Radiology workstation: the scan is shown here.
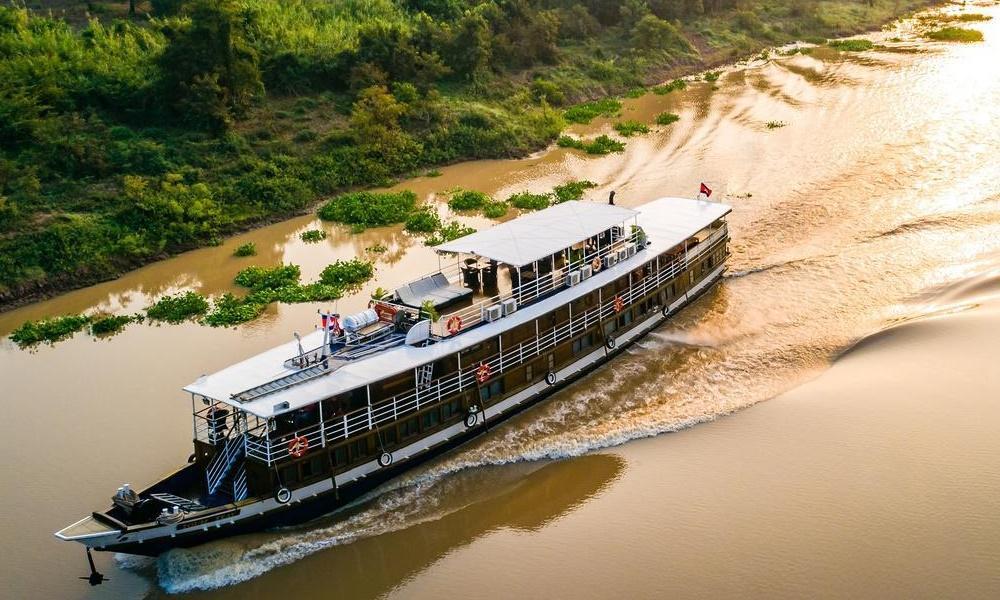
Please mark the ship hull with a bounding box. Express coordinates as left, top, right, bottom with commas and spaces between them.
94, 265, 725, 556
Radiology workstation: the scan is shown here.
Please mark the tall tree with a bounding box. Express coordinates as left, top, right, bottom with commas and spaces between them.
159, 0, 262, 131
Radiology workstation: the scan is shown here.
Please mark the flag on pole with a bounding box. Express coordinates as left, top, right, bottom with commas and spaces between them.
700, 182, 713, 197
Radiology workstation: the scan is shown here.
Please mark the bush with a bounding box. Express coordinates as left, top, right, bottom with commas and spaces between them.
553, 180, 598, 203
448, 190, 490, 211
828, 39, 875, 51
557, 135, 625, 155
508, 191, 552, 211
482, 201, 509, 218
300, 229, 327, 243
530, 79, 566, 106
90, 314, 138, 336
656, 112, 680, 125
426, 221, 476, 246
234, 264, 302, 290
563, 99, 622, 124
632, 15, 694, 55
766, 120, 788, 129
926, 27, 983, 42
317, 190, 417, 229
147, 291, 210, 323
614, 120, 650, 137
319, 259, 375, 288
233, 242, 257, 257
704, 71, 722, 82
405, 207, 442, 233
10, 314, 91, 347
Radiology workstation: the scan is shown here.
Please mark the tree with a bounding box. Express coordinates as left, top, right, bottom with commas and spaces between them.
631, 14, 694, 55
447, 10, 492, 81
158, 0, 263, 131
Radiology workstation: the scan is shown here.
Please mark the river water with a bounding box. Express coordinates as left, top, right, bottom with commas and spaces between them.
2, 5, 999, 598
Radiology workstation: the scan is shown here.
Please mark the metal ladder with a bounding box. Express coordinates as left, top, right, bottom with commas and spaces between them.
416, 363, 434, 388
230, 361, 334, 403
150, 493, 206, 512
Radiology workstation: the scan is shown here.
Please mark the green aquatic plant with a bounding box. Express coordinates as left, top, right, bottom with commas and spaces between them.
926, 27, 984, 42
553, 181, 598, 203
828, 39, 875, 51
319, 259, 375, 289
426, 221, 476, 246
508, 191, 552, 211
704, 71, 722, 82
613, 120, 651, 137
563, 99, 622, 124
233, 242, 257, 257
234, 264, 302, 291
448, 190, 490, 211
482, 201, 510, 218
405, 207, 442, 233
557, 135, 625, 155
10, 314, 92, 347
652, 79, 687, 95
365, 244, 388, 254
203, 293, 267, 327
317, 190, 417, 230
656, 112, 680, 125
90, 314, 140, 336
299, 229, 327, 243
146, 291, 210, 323
766, 120, 788, 129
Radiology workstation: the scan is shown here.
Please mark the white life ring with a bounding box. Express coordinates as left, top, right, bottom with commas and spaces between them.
545, 371, 557, 386
274, 487, 292, 504
464, 410, 479, 428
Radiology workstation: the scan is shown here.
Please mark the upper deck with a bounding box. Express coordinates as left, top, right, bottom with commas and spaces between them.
184, 197, 731, 418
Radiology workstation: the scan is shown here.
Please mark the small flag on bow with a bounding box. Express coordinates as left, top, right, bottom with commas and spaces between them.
699, 182, 713, 197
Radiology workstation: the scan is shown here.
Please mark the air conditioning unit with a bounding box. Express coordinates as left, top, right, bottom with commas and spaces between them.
580, 265, 593, 280
604, 254, 618, 269
617, 249, 629, 263
501, 298, 518, 316
626, 245, 637, 258
566, 271, 581, 287
483, 305, 503, 322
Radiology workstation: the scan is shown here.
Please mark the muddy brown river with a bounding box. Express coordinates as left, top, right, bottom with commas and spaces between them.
2, 5, 999, 598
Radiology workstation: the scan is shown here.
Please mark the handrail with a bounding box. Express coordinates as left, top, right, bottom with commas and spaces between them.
242, 226, 727, 466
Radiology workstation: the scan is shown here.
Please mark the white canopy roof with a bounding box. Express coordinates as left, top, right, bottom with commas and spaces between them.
435, 200, 638, 267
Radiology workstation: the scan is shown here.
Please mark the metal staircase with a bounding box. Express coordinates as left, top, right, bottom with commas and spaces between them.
416, 363, 434, 388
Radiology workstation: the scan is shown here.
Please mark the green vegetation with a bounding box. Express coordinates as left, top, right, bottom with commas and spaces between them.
553, 180, 598, 203
317, 191, 417, 231
558, 135, 627, 155
319, 259, 375, 289
766, 120, 788, 129
234, 264, 301, 290
404, 207, 442, 233
448, 190, 490, 211
926, 27, 984, 42
482, 201, 510, 219
420, 300, 440, 323
563, 99, 623, 124
656, 112, 681, 125
652, 79, 687, 95
828, 39, 875, 51
614, 120, 651, 137
300, 229, 327, 243
426, 221, 476, 246
233, 242, 257, 257
920, 13, 992, 23
704, 71, 722, 82
146, 291, 210, 323
0, 0, 936, 306
90, 314, 140, 336
203, 293, 267, 327
365, 244, 388, 254
10, 315, 92, 346
508, 191, 552, 211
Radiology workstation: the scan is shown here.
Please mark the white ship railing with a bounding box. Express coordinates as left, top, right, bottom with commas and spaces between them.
241, 225, 728, 465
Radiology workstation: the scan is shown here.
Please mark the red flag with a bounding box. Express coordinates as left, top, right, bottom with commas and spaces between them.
321, 314, 329, 330
700, 182, 713, 197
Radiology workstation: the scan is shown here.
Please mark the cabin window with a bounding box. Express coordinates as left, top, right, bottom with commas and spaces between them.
421, 409, 440, 431
401, 417, 419, 439
525, 364, 534, 382
441, 398, 461, 421
301, 455, 326, 479
572, 334, 594, 354
280, 465, 299, 486
479, 380, 505, 402
333, 446, 348, 467
617, 310, 634, 328
604, 320, 618, 336
380, 426, 398, 446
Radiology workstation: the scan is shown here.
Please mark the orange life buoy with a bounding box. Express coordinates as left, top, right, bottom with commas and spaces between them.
476, 362, 492, 384
591, 257, 602, 272
447, 315, 463, 335
288, 435, 309, 458
614, 295, 625, 313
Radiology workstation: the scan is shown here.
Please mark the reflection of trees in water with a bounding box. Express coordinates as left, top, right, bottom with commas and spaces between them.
147, 455, 623, 600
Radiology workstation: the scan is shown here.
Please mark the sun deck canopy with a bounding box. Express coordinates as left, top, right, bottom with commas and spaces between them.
434, 200, 638, 267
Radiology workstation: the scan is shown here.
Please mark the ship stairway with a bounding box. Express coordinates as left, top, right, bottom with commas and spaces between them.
416, 363, 434, 388
150, 493, 206, 512
205, 432, 245, 496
